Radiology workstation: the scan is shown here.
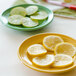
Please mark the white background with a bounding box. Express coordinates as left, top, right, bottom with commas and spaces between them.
0, 0, 76, 76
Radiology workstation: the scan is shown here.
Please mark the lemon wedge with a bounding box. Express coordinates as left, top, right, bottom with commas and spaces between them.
22, 17, 38, 27
32, 54, 55, 67
43, 35, 64, 51
25, 6, 38, 15
27, 44, 47, 56
10, 7, 26, 16
55, 42, 76, 57
8, 15, 23, 25
31, 11, 48, 20
53, 54, 73, 68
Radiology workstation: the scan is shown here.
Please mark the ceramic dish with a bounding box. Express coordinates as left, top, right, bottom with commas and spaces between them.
18, 33, 76, 73
0, 4, 53, 31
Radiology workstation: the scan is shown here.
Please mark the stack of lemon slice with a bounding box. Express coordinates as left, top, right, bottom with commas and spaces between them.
27, 35, 76, 67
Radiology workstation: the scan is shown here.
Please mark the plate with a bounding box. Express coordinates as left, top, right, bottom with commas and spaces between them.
0, 4, 53, 31
18, 33, 76, 73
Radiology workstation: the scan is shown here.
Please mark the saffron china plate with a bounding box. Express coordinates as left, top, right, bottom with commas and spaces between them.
18, 33, 76, 73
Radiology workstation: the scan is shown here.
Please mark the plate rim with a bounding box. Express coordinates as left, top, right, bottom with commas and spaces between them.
0, 4, 54, 31
18, 33, 76, 73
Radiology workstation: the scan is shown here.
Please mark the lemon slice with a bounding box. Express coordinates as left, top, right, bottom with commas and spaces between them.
25, 6, 38, 15
75, 47, 76, 55
10, 7, 26, 16
27, 44, 47, 56
43, 35, 64, 51
8, 15, 23, 25
55, 42, 76, 57
73, 56, 76, 64
53, 54, 73, 68
32, 54, 55, 67
31, 11, 48, 20
22, 17, 38, 27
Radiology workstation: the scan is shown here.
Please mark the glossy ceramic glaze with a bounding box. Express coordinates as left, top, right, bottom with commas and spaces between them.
18, 33, 76, 73
0, 4, 53, 31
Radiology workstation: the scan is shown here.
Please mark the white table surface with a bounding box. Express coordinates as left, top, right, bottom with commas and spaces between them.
0, 0, 76, 76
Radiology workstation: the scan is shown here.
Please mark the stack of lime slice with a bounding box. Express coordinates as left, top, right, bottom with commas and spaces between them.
8, 6, 48, 27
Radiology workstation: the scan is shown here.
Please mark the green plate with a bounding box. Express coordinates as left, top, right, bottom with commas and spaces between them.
0, 4, 54, 31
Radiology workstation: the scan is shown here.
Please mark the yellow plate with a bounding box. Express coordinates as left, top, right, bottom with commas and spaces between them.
18, 33, 76, 73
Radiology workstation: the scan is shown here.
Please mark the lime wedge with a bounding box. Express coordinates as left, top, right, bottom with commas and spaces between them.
8, 15, 23, 25
31, 11, 48, 20
10, 7, 26, 16
25, 6, 38, 15
22, 17, 38, 27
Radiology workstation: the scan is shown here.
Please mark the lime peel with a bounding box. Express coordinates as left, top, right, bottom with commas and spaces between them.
22, 17, 38, 27
10, 7, 26, 16
25, 6, 38, 15
31, 11, 48, 20
8, 15, 24, 25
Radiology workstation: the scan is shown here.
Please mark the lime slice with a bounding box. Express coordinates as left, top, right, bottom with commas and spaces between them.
31, 11, 48, 20
22, 17, 38, 27
10, 7, 26, 16
8, 15, 23, 25
27, 44, 47, 56
25, 6, 38, 15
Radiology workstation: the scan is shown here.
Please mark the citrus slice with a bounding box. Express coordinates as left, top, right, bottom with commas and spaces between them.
27, 44, 47, 56
53, 54, 73, 68
10, 7, 26, 16
22, 17, 38, 27
75, 47, 76, 55
32, 54, 55, 67
31, 11, 48, 20
8, 15, 23, 25
43, 35, 64, 51
55, 42, 76, 57
25, 6, 38, 15
73, 56, 76, 64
